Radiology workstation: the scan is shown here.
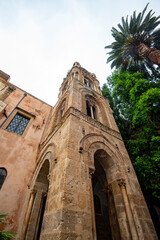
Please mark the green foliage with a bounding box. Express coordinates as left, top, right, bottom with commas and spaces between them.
0, 214, 15, 240
105, 4, 160, 76
102, 70, 160, 200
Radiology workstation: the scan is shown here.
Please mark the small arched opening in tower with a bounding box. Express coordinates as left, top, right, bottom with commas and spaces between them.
57, 99, 66, 123
84, 77, 93, 89
62, 81, 68, 94
85, 96, 97, 120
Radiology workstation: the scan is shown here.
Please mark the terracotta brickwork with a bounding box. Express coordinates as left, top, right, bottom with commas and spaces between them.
0, 63, 158, 240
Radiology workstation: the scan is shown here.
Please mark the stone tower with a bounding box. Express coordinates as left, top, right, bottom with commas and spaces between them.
22, 62, 157, 240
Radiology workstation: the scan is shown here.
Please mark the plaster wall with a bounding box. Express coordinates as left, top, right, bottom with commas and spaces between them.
0, 86, 52, 237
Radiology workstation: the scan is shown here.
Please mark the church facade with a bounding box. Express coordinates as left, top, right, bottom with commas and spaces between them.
0, 63, 158, 239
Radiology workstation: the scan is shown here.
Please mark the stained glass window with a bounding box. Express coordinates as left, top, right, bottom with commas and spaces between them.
6, 113, 30, 135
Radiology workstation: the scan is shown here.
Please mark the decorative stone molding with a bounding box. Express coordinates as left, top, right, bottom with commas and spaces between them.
117, 178, 138, 239
0, 100, 7, 114
0, 85, 15, 101
0, 70, 10, 81
31, 189, 37, 195
89, 167, 95, 178
85, 95, 96, 106
40, 107, 122, 150
73, 62, 81, 68
47, 174, 51, 182
117, 178, 126, 188
91, 73, 96, 79
71, 107, 122, 140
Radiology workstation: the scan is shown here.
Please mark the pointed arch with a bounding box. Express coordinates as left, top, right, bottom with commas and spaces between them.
79, 133, 126, 183
80, 89, 110, 126
28, 143, 56, 196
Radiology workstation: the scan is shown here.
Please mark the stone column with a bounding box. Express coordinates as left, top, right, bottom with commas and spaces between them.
22, 189, 37, 240
90, 105, 94, 119
118, 178, 138, 240
34, 192, 47, 240
89, 167, 97, 240
102, 185, 121, 240
25, 189, 43, 240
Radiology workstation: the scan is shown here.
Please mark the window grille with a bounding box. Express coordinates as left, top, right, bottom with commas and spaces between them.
0, 168, 7, 190
6, 113, 30, 135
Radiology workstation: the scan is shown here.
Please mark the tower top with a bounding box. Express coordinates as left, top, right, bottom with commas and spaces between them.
72, 62, 97, 80
59, 62, 101, 98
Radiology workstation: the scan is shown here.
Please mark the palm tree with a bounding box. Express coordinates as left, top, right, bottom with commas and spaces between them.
105, 4, 160, 75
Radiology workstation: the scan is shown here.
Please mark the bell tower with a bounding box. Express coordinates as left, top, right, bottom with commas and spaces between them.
24, 62, 157, 240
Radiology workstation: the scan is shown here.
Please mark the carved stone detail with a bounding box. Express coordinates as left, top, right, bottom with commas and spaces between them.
89, 167, 95, 178
47, 174, 51, 182
117, 178, 126, 188
31, 189, 37, 195
40, 107, 122, 151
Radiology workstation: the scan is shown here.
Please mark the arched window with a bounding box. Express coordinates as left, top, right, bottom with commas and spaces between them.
57, 99, 66, 124
84, 79, 87, 86
86, 100, 91, 117
88, 81, 92, 88
75, 72, 79, 79
60, 100, 65, 118
0, 168, 7, 189
86, 99, 96, 119
84, 78, 93, 88
62, 81, 68, 94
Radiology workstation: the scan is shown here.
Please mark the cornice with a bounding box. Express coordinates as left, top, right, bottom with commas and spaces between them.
0, 70, 10, 82
40, 107, 122, 151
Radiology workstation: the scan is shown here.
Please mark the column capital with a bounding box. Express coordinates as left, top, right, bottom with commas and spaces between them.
31, 189, 37, 194
89, 167, 95, 178
117, 178, 126, 188
42, 192, 47, 197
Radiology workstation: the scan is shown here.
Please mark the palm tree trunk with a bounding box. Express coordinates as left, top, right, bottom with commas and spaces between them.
137, 43, 160, 65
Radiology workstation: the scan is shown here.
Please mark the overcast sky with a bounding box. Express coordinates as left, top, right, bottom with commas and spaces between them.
0, 0, 159, 106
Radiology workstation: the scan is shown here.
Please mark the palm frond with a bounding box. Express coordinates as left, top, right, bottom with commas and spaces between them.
105, 3, 160, 74
152, 28, 160, 49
